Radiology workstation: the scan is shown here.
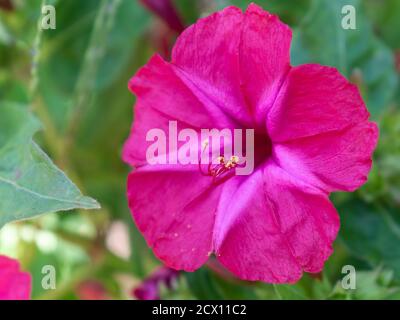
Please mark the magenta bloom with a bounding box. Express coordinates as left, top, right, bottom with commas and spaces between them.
133, 267, 179, 300
123, 5, 378, 283
0, 255, 31, 300
140, 0, 184, 33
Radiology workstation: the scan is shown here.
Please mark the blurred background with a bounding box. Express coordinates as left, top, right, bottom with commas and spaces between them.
0, 0, 399, 300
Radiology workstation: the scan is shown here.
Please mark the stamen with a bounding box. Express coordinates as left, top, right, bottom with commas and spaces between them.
198, 140, 211, 176
198, 140, 242, 182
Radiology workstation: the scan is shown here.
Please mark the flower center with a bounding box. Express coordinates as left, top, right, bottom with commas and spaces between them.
254, 132, 272, 167
199, 154, 241, 181
197, 131, 272, 182
198, 140, 242, 182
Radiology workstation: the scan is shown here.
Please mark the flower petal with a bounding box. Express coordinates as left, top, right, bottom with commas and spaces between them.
214, 162, 339, 283
239, 4, 292, 128
123, 54, 233, 166
267, 64, 370, 142
267, 64, 378, 192
0, 255, 31, 300
172, 5, 291, 128
273, 122, 379, 192
127, 167, 221, 271
171, 6, 249, 125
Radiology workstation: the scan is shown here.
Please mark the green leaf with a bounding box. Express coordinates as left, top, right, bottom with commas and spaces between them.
330, 268, 400, 300
338, 200, 400, 281
185, 266, 261, 299
0, 102, 99, 228
291, 0, 398, 117
364, 0, 400, 49
185, 268, 225, 300
272, 283, 308, 300
38, 0, 149, 132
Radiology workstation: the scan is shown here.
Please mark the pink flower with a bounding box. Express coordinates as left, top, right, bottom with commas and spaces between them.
139, 0, 184, 33
0, 255, 31, 300
123, 4, 378, 283
132, 267, 179, 300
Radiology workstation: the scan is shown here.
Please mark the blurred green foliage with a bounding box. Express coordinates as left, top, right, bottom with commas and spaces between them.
0, 0, 399, 300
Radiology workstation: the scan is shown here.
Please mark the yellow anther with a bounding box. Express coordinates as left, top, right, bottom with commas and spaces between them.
231, 155, 239, 164
216, 156, 225, 164
225, 155, 239, 169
